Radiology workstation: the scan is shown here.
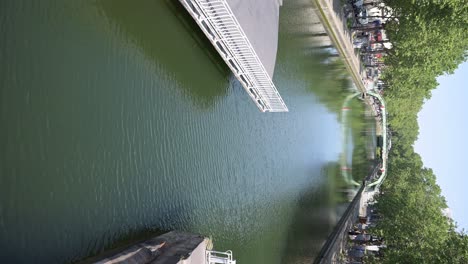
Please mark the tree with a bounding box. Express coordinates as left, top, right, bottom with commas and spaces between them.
367, 1, 468, 262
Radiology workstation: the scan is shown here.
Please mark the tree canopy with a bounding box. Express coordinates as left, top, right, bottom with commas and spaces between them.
366, 0, 468, 262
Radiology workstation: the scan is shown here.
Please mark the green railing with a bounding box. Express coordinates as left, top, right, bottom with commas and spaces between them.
341, 91, 388, 189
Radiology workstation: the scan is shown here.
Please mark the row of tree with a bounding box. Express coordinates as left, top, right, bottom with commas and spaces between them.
363, 0, 468, 262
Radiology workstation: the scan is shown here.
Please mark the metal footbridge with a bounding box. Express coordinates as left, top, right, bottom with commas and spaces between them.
341, 91, 388, 190
179, 0, 288, 112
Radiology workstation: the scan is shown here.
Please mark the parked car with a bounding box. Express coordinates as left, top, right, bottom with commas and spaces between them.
376, 80, 385, 90
357, 8, 369, 25
353, 36, 368, 48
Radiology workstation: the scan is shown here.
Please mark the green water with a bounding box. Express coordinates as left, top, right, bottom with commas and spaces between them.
0, 0, 361, 263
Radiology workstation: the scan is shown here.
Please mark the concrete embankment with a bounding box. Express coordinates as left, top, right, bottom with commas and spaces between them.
312, 0, 365, 92
225, 0, 281, 76
82, 231, 207, 264
312, 0, 384, 130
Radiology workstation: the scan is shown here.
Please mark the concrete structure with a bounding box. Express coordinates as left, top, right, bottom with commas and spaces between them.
93, 231, 235, 264
224, 0, 281, 77
179, 0, 288, 112
312, 0, 367, 92
340, 91, 388, 189
365, 91, 387, 190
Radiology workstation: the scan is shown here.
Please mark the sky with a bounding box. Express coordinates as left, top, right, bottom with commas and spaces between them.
414, 61, 468, 231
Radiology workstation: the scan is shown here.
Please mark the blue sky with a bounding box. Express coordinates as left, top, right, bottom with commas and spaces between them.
414, 61, 468, 231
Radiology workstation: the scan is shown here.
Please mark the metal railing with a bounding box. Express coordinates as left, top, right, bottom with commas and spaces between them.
206, 250, 236, 264
339, 91, 388, 190
365, 91, 387, 190
179, 0, 288, 112
313, 184, 365, 264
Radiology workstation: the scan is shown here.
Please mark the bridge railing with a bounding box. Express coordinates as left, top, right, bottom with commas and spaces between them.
365, 91, 387, 189
179, 0, 288, 112
340, 92, 388, 189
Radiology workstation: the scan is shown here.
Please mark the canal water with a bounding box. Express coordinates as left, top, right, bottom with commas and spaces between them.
1, 0, 360, 263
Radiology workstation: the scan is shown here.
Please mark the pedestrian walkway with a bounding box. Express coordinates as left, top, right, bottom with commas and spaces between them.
179, 0, 288, 112
312, 0, 383, 128
313, 0, 365, 92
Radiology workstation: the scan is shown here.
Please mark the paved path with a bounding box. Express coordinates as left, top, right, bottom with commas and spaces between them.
312, 0, 365, 91
312, 0, 383, 128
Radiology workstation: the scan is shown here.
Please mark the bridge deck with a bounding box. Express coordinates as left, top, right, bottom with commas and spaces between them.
179, 0, 288, 112
341, 92, 388, 189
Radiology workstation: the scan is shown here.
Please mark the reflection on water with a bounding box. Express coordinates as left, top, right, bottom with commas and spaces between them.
280, 162, 344, 264
0, 0, 366, 263
95, 0, 231, 108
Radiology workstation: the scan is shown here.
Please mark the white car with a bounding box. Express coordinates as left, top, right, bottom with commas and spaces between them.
353, 37, 368, 48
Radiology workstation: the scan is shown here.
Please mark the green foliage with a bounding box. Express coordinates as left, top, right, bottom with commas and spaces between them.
347, 17, 353, 30
371, 148, 468, 263
367, 0, 468, 262
379, 0, 468, 147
